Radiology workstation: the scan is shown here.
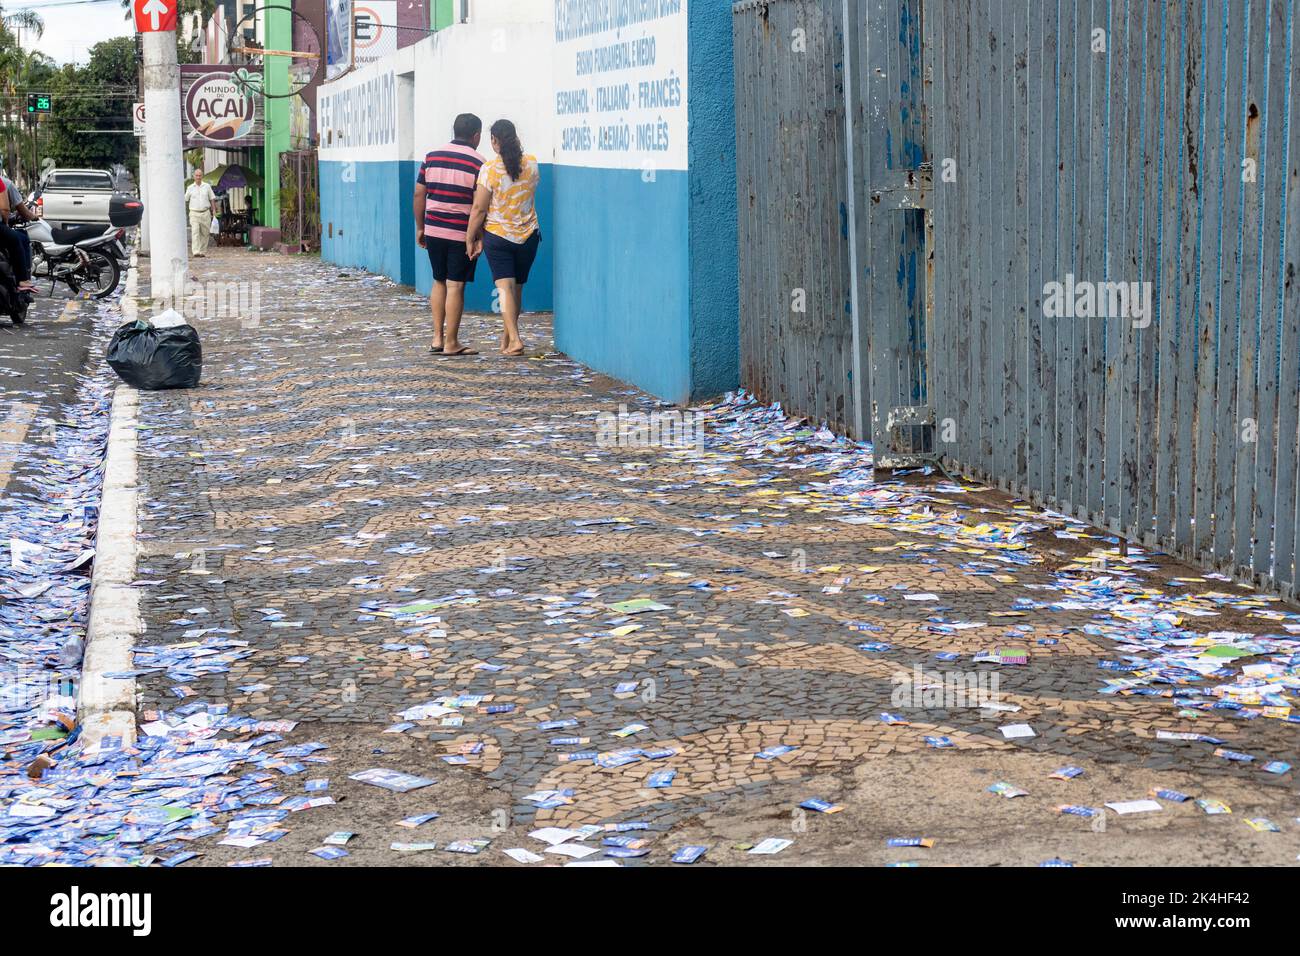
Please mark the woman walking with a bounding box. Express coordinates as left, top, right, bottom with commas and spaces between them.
466, 119, 541, 356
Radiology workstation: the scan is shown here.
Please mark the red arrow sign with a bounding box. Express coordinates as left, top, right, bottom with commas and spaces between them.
133, 0, 176, 33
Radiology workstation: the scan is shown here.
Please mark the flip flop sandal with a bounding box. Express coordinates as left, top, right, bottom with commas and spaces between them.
429, 346, 443, 353
441, 347, 480, 356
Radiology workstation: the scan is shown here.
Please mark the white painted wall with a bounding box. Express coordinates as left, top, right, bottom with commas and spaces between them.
317, 47, 415, 164
468, 0, 552, 26
318, 21, 554, 166
411, 21, 554, 163
552, 0, 688, 172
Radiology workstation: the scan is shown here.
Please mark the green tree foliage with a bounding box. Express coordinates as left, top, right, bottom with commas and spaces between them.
0, 5, 49, 178
7, 0, 214, 184
39, 37, 140, 180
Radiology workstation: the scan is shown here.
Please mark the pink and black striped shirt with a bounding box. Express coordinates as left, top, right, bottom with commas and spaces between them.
416, 140, 485, 241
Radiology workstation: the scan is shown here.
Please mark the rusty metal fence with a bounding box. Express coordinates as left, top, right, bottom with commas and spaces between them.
926, 0, 1300, 597
733, 0, 857, 436
733, 0, 930, 461
735, 0, 1300, 597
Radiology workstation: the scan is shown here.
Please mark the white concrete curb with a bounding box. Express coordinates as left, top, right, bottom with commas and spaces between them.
79, 256, 143, 747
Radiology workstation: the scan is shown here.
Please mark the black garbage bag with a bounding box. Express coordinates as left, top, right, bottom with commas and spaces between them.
106, 318, 203, 390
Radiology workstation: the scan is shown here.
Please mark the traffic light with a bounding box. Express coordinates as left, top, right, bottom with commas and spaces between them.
26, 93, 51, 114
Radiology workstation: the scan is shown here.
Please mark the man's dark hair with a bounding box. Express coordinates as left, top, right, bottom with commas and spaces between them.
454, 113, 482, 141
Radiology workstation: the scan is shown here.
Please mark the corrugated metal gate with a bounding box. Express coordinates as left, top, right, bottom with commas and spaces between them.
733, 0, 930, 457
735, 0, 1300, 598
733, 0, 856, 435
927, 0, 1300, 597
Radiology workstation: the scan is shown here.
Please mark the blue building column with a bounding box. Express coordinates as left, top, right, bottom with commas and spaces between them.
686, 1, 739, 401
552, 0, 738, 406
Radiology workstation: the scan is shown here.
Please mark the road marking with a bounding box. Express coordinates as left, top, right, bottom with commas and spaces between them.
55, 300, 86, 324
0, 401, 38, 492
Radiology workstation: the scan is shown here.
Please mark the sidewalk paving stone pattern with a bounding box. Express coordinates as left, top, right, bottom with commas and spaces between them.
124, 249, 1300, 866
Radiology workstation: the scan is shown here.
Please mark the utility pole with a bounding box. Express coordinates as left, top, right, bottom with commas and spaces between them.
136, 34, 150, 256
25, 115, 34, 192
139, 137, 151, 256
15, 25, 24, 186
137, 0, 187, 300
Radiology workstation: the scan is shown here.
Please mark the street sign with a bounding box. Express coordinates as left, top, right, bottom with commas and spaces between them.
180, 66, 263, 148
133, 0, 177, 33
133, 102, 146, 136
352, 2, 399, 66
26, 93, 50, 113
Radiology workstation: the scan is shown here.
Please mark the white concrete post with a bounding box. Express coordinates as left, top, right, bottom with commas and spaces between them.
138, 133, 151, 256
142, 30, 187, 300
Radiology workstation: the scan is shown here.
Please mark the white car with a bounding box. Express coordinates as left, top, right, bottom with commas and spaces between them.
37, 168, 121, 227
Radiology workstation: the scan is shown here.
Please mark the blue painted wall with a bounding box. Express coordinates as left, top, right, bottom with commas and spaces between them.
687, 0, 739, 400
553, 167, 690, 401
320, 159, 555, 314
551, 6, 738, 405
317, 9, 736, 400
319, 160, 407, 284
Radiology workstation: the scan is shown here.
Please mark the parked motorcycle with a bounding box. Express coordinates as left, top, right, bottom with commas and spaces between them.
16, 194, 142, 300
19, 219, 124, 298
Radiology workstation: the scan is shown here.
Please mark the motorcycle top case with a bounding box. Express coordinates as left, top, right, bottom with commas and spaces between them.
106, 317, 202, 390
109, 195, 145, 228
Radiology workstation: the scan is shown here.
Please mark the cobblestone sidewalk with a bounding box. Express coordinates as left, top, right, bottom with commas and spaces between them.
127, 248, 1300, 866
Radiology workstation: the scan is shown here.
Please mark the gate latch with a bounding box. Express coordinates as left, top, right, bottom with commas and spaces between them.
878, 404, 936, 469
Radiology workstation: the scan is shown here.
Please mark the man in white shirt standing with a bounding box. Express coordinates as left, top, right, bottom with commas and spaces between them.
184, 167, 218, 258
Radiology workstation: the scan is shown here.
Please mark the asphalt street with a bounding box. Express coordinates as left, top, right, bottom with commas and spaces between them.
0, 293, 100, 498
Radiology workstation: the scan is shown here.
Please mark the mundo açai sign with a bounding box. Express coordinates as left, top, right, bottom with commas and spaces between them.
181, 65, 264, 149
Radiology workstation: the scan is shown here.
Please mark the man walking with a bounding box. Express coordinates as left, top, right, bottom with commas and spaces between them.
185, 168, 218, 258
414, 113, 484, 355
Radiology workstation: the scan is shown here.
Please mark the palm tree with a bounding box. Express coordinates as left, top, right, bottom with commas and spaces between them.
2, 8, 42, 39
0, 6, 44, 79
0, 7, 45, 89
0, 5, 44, 181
